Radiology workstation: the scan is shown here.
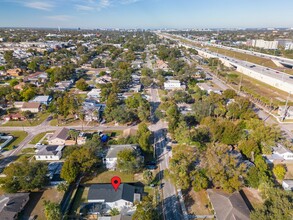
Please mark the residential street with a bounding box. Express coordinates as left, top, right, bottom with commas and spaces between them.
0, 122, 129, 169
148, 87, 184, 220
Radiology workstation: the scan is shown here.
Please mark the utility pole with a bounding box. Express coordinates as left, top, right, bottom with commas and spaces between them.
282, 92, 291, 121
238, 74, 243, 94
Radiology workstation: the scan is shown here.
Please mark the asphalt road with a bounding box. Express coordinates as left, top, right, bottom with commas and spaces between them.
149, 88, 183, 220
0, 120, 129, 169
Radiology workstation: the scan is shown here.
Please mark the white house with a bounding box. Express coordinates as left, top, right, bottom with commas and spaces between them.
48, 128, 69, 145
30, 95, 52, 105
87, 89, 101, 99
164, 80, 182, 90
20, 102, 40, 113
282, 180, 293, 191
271, 145, 293, 161
87, 184, 141, 214
104, 145, 139, 170
35, 145, 64, 161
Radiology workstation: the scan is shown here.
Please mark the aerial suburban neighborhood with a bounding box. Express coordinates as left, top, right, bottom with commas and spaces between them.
0, 1, 292, 220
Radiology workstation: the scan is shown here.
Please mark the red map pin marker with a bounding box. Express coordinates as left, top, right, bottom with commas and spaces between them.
111, 176, 121, 191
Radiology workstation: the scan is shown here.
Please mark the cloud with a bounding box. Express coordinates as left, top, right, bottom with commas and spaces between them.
74, 0, 141, 11
24, 1, 54, 11
46, 15, 72, 21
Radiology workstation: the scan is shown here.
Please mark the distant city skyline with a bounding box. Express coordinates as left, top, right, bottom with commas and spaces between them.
0, 0, 292, 29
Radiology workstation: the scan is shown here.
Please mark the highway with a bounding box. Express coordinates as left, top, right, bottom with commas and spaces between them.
159, 33, 293, 94
148, 87, 184, 220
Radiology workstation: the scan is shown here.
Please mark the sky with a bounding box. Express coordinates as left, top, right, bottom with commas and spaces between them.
0, 0, 292, 29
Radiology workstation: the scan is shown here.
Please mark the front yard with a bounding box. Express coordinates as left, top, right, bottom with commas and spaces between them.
1, 113, 50, 127
3, 131, 28, 151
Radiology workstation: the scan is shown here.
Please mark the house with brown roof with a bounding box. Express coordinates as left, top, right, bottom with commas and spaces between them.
155, 60, 169, 70
7, 68, 23, 77
20, 102, 40, 113
207, 189, 251, 220
3, 113, 25, 121
48, 128, 69, 145
13, 82, 25, 91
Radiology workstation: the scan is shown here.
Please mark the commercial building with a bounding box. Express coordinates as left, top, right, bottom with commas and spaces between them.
248, 39, 278, 50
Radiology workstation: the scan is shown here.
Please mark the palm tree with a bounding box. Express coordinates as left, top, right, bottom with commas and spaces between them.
68, 129, 79, 145
79, 113, 85, 131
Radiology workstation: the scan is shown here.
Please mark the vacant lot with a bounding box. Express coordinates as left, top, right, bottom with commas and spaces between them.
22, 188, 64, 220
183, 189, 213, 216
284, 163, 293, 179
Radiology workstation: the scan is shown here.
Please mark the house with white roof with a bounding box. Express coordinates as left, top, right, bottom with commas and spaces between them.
282, 180, 293, 191
265, 144, 293, 163
30, 95, 52, 105
103, 144, 141, 170
164, 80, 184, 90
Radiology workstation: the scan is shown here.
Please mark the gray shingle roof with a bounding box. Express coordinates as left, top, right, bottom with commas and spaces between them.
106, 145, 138, 159
49, 127, 69, 141
0, 193, 30, 220
87, 184, 136, 203
36, 145, 64, 156
207, 189, 250, 220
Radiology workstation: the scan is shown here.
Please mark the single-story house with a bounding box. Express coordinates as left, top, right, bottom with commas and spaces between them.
98, 215, 132, 220
35, 145, 64, 161
14, 102, 24, 108
207, 189, 251, 220
7, 68, 23, 77
87, 89, 101, 99
3, 113, 25, 121
197, 83, 222, 95
0, 193, 30, 220
47, 162, 64, 185
164, 80, 182, 90
282, 180, 293, 191
30, 95, 52, 105
103, 144, 141, 170
155, 60, 169, 70
48, 128, 69, 145
265, 144, 293, 162
25, 72, 48, 85
86, 184, 141, 213
20, 102, 40, 113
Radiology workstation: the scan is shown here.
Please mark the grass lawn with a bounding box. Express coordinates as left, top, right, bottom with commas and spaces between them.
223, 71, 293, 105
1, 113, 50, 127
284, 163, 293, 179
50, 116, 80, 126
242, 187, 263, 210
29, 131, 54, 145
183, 189, 213, 215
21, 188, 64, 220
4, 131, 28, 151
85, 170, 135, 184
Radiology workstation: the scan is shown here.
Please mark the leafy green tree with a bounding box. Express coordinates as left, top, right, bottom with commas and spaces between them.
9, 78, 18, 87
250, 188, 293, 220
110, 208, 120, 216
28, 60, 38, 71
117, 149, 143, 174
21, 87, 36, 101
137, 122, 152, 152
132, 195, 159, 220
273, 164, 286, 181
2, 161, 48, 193
192, 169, 209, 192
76, 78, 88, 91
43, 200, 61, 220
143, 170, 153, 185
238, 139, 260, 160
60, 159, 80, 183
